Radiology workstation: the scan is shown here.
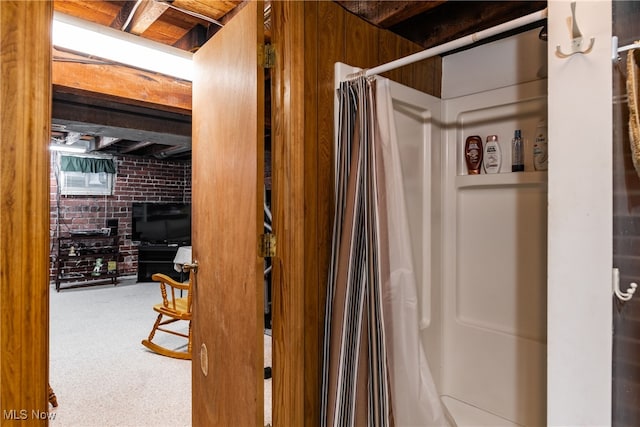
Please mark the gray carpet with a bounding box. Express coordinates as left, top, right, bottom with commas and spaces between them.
49, 277, 272, 426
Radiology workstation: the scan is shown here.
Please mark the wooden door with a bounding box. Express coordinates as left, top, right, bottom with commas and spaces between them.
191, 2, 265, 425
1, 0, 52, 414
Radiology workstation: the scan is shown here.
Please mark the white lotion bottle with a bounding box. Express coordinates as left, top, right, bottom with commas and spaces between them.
533, 120, 548, 171
483, 135, 502, 173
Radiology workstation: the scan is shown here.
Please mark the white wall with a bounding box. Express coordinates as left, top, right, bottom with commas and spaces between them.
547, 1, 612, 424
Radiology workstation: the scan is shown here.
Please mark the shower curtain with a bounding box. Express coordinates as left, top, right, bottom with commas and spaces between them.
321, 73, 451, 427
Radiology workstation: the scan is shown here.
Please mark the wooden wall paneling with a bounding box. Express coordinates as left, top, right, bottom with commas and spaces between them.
430, 56, 443, 98
271, 2, 306, 426
269, 2, 443, 425
377, 28, 444, 97
308, 4, 348, 422
343, 7, 379, 70
401, 41, 428, 93
403, 51, 441, 97
302, 1, 322, 426
378, 28, 407, 84
315, 1, 347, 401
0, 0, 52, 418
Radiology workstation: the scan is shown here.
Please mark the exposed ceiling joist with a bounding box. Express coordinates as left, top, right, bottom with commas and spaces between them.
386, 1, 547, 50
119, 140, 156, 154
52, 48, 192, 114
123, 0, 170, 34
335, 1, 447, 28
52, 94, 191, 150
95, 136, 122, 150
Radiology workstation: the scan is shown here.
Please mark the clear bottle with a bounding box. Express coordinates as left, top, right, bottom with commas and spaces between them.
533, 121, 548, 171
483, 135, 501, 174
511, 129, 524, 172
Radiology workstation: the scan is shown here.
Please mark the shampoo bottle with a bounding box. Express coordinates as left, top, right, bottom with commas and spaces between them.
511, 129, 524, 172
533, 121, 548, 171
464, 135, 483, 175
483, 135, 501, 174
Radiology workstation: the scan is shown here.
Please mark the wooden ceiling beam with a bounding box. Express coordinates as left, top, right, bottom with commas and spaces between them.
54, 0, 125, 26
388, 1, 547, 49
170, 0, 242, 21
109, 1, 138, 30
52, 48, 192, 113
173, 23, 208, 51
119, 140, 155, 153
95, 136, 122, 150
52, 97, 191, 147
335, 1, 446, 28
124, 0, 170, 35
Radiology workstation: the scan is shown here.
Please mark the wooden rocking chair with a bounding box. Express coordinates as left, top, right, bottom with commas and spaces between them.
141, 273, 192, 360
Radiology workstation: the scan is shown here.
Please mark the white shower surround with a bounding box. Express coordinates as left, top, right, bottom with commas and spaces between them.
334, 0, 613, 421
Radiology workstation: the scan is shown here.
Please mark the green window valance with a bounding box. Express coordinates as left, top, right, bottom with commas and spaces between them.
61, 156, 115, 174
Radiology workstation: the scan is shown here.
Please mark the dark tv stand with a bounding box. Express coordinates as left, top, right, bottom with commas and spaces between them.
137, 244, 183, 282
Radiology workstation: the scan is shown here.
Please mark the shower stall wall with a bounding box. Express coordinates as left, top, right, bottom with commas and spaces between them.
439, 28, 548, 426
334, 27, 548, 426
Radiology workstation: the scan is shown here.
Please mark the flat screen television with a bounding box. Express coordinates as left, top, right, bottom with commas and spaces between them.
132, 202, 191, 245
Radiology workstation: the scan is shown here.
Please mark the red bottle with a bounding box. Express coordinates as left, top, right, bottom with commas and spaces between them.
465, 135, 483, 175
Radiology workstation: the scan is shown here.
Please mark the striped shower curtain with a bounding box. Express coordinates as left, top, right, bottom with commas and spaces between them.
321, 74, 451, 427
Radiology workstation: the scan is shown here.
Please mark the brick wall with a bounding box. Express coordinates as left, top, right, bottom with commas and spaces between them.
50, 154, 192, 281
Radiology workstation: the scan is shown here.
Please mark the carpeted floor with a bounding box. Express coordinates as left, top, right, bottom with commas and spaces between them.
49, 277, 272, 426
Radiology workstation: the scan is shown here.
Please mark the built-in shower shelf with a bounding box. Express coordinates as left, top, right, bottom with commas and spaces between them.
456, 171, 547, 189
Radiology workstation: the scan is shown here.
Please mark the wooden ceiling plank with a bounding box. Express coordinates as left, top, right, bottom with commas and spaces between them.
140, 9, 198, 46
170, 0, 242, 20
54, 0, 128, 26
126, 0, 170, 35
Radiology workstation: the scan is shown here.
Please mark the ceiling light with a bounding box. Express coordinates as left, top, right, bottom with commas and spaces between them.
49, 144, 88, 154
52, 12, 193, 81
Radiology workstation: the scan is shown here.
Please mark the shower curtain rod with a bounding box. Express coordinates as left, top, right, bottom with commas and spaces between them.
347, 8, 548, 80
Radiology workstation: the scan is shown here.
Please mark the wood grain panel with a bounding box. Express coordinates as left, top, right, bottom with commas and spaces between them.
278, 3, 348, 425
0, 0, 52, 418
302, 2, 321, 425
378, 28, 406, 83
344, 7, 379, 70
271, 2, 306, 426
191, 1, 263, 425
300, 2, 322, 423
269, 2, 442, 425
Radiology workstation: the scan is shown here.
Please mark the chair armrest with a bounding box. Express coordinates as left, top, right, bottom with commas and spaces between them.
151, 273, 190, 291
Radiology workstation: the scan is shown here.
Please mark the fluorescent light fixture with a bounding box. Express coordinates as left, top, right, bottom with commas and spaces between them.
49, 144, 88, 154
52, 12, 193, 81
